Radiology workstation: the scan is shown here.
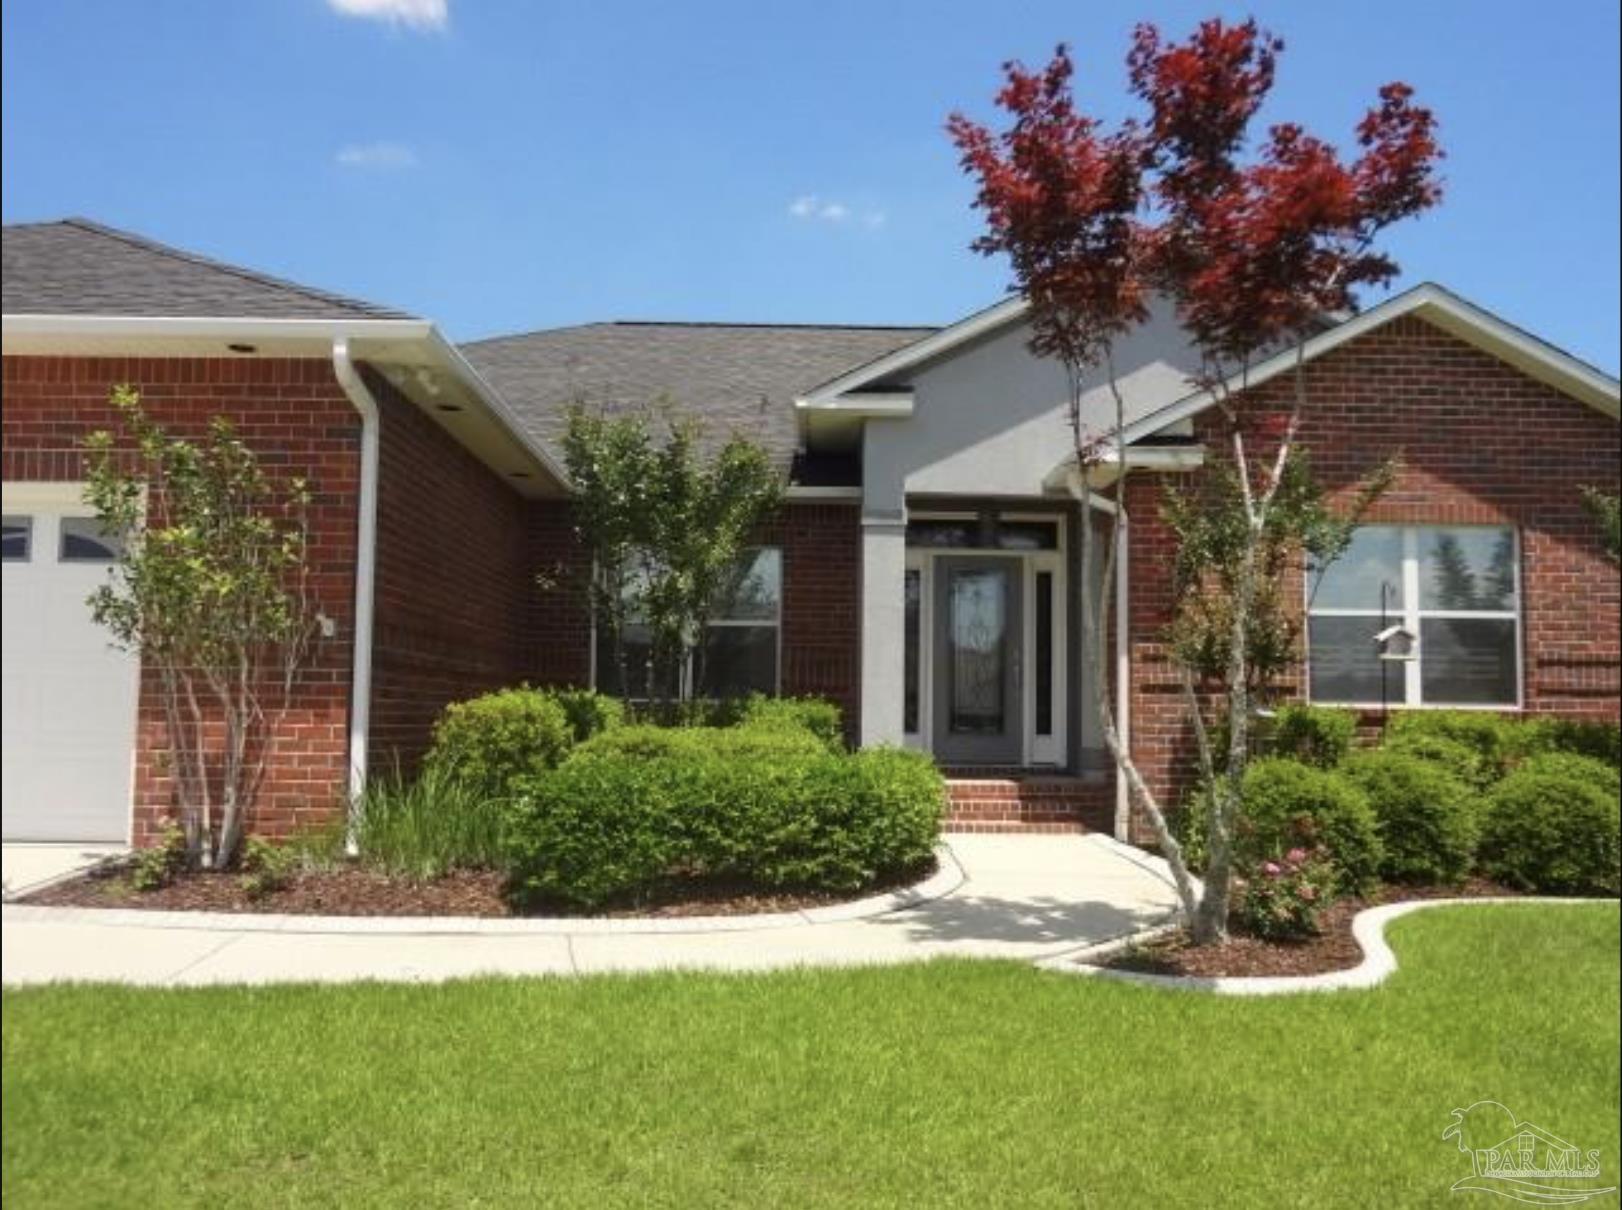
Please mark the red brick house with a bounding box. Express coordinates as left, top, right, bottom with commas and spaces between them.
3, 219, 1618, 846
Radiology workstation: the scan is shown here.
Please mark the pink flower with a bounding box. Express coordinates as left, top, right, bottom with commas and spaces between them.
1262, 861, 1282, 877
1286, 847, 1308, 864
1300, 885, 1318, 902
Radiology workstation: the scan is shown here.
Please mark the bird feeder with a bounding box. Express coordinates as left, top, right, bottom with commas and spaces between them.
1373, 623, 1418, 662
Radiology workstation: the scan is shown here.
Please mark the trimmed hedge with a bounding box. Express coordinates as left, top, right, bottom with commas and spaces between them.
1342, 749, 1478, 884
1268, 705, 1357, 769
1479, 754, 1621, 895
503, 745, 944, 909
1386, 710, 1516, 778
1237, 758, 1384, 894
570, 722, 828, 763
1384, 733, 1497, 794
737, 694, 845, 752
427, 687, 573, 800
550, 688, 625, 744
1515, 718, 1622, 770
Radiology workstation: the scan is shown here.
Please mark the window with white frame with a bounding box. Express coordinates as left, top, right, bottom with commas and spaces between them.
1307, 525, 1521, 707
594, 547, 782, 700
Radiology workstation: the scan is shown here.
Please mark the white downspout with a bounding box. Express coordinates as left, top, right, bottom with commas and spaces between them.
1067, 472, 1131, 842
330, 338, 380, 847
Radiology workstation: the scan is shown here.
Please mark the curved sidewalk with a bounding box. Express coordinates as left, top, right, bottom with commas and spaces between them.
0, 833, 1180, 986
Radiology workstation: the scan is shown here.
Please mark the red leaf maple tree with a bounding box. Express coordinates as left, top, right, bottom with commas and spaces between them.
949, 18, 1443, 942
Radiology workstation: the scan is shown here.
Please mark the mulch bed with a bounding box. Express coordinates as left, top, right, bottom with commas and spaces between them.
19, 857, 937, 920
1096, 878, 1528, 979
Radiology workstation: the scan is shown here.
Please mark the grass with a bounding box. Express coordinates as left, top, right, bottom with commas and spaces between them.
351, 762, 505, 879
4, 904, 1617, 1208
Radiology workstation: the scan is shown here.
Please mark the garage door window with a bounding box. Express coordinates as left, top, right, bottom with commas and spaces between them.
59, 517, 123, 563
1, 516, 31, 561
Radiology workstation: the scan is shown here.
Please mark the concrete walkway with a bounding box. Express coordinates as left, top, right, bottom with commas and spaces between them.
0, 833, 1181, 986
2, 842, 125, 901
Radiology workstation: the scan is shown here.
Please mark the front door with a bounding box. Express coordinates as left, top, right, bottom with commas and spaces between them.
932, 556, 1022, 764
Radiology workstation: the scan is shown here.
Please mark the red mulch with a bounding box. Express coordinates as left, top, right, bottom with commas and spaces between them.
1097, 878, 1528, 979
20, 857, 936, 920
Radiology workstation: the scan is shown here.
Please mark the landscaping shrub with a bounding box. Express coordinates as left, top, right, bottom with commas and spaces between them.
354, 762, 506, 879
1342, 750, 1478, 884
1514, 718, 1622, 769
1386, 710, 1516, 778
1478, 757, 1621, 896
1171, 781, 1213, 872
549, 688, 625, 743
1268, 705, 1357, 768
238, 835, 298, 900
502, 745, 944, 909
426, 687, 573, 798
129, 824, 187, 891
569, 722, 828, 763
1384, 732, 1498, 794
1232, 846, 1339, 941
1237, 758, 1384, 894
737, 694, 845, 751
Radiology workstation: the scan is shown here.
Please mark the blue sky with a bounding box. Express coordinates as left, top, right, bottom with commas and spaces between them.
3, 1, 1618, 370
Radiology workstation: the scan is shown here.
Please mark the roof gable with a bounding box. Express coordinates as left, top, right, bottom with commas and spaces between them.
2, 218, 413, 321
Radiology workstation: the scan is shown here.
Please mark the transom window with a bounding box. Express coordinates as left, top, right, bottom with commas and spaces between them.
1307, 525, 1521, 708
906, 516, 1058, 550
595, 547, 782, 701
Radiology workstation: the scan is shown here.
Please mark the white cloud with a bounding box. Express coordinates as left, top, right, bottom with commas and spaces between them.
327, 0, 448, 32
335, 141, 419, 169
788, 195, 884, 227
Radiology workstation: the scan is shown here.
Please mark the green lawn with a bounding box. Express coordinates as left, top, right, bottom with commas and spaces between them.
4, 904, 1618, 1208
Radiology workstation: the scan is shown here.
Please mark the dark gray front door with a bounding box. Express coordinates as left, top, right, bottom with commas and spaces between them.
933, 556, 1022, 764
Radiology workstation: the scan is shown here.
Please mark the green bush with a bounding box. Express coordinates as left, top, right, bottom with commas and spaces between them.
1172, 781, 1213, 872
129, 824, 187, 891
569, 722, 828, 763
355, 762, 506, 879
238, 836, 298, 900
427, 687, 573, 798
1515, 718, 1622, 769
1268, 705, 1358, 768
737, 694, 845, 752
1478, 758, 1621, 895
1387, 710, 1516, 777
1342, 750, 1478, 884
502, 745, 943, 910
549, 688, 625, 743
1232, 846, 1340, 941
1237, 758, 1384, 894
1384, 733, 1497, 793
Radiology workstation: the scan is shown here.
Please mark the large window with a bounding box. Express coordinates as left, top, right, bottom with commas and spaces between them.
1307, 525, 1520, 707
595, 547, 781, 700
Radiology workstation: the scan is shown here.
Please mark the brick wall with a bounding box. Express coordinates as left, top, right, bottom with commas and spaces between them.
1, 354, 361, 844
1123, 316, 1622, 833
769, 503, 862, 742
520, 499, 863, 740
365, 368, 539, 770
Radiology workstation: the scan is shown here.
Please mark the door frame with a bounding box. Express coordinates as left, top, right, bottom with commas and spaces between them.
902, 511, 1067, 768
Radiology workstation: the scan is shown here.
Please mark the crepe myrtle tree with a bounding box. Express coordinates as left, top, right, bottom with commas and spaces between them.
83, 387, 320, 870
560, 401, 783, 708
949, 18, 1441, 942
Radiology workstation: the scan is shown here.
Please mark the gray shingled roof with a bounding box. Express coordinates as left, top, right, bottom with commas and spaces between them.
2, 218, 414, 320
460, 321, 937, 472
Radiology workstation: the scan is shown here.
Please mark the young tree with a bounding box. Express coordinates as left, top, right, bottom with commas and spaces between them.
83, 387, 320, 869
560, 402, 783, 708
1582, 487, 1620, 563
950, 19, 1442, 942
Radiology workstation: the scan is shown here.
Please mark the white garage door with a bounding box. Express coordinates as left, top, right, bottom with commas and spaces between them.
2, 485, 140, 842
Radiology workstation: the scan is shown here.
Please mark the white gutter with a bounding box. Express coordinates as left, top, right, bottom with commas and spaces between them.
1067, 474, 1131, 842
330, 338, 381, 843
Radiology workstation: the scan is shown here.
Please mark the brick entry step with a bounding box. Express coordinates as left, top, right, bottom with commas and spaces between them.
942, 770, 1114, 834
